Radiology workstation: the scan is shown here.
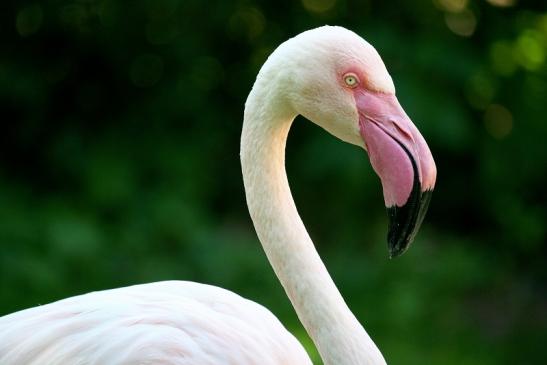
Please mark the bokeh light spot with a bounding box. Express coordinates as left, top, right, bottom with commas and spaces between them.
445, 9, 476, 37
486, 0, 516, 7
130, 54, 164, 88
466, 73, 496, 109
490, 41, 517, 76
16, 4, 43, 37
302, 0, 337, 14
515, 30, 545, 71
433, 0, 468, 13
484, 104, 513, 139
228, 7, 265, 42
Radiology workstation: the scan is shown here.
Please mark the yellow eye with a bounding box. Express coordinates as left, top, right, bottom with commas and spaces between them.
343, 73, 359, 88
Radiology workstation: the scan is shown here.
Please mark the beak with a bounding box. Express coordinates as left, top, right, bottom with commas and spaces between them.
355, 89, 436, 258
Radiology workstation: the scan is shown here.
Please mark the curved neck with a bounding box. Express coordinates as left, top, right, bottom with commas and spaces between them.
241, 84, 386, 365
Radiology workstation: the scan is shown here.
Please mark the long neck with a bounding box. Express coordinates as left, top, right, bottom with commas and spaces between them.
241, 83, 387, 365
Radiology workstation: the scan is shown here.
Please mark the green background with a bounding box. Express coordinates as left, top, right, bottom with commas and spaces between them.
1, 0, 545, 364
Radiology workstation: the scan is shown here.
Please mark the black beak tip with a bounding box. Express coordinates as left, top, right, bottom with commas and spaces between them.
388, 243, 408, 259
387, 224, 413, 259
385, 189, 433, 259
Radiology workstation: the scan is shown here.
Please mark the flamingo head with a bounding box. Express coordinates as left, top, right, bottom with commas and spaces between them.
281, 26, 437, 257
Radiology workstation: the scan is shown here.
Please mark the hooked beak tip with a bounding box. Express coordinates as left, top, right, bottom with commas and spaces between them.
388, 240, 408, 259
386, 188, 434, 258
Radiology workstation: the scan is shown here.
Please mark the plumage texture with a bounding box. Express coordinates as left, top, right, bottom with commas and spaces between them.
0, 281, 311, 365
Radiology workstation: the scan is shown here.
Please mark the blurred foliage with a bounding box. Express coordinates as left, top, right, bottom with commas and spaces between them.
1, 0, 546, 364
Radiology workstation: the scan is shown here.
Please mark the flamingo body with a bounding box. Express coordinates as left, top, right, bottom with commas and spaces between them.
0, 281, 311, 364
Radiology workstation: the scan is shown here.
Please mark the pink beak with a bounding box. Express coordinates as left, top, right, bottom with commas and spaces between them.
355, 89, 437, 257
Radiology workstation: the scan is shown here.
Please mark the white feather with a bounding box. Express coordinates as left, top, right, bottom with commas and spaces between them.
0, 281, 311, 364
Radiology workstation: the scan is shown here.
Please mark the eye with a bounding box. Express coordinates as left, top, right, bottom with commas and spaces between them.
343, 73, 359, 88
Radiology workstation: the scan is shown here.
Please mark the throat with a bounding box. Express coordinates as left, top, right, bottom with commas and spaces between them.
240, 96, 387, 365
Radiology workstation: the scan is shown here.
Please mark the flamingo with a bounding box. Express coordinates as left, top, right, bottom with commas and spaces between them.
0, 26, 436, 365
